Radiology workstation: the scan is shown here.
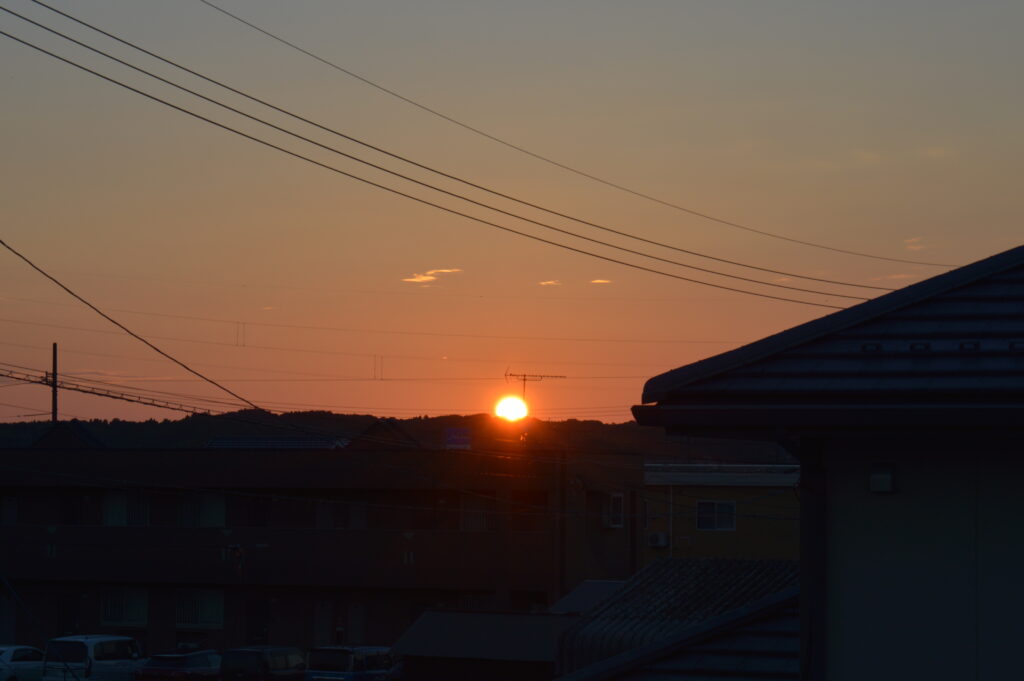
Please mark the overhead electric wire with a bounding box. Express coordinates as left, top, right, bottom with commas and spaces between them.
0, 28, 848, 311
197, 0, 951, 269
4, 6, 870, 303
0, 337, 675, 374
0, 238, 262, 411
0, 314, 740, 346
0, 364, 223, 416
24, 0, 898, 292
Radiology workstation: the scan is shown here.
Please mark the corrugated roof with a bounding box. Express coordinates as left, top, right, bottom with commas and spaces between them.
556, 588, 799, 681
559, 558, 798, 673
641, 244, 1024, 405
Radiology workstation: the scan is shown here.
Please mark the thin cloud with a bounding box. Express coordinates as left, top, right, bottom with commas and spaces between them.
538, 280, 562, 286
903, 237, 926, 252
402, 273, 436, 283
590, 279, 612, 284
402, 268, 462, 284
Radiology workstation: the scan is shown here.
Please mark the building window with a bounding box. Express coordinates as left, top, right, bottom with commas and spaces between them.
176, 588, 224, 630
103, 491, 148, 527
100, 587, 148, 627
696, 501, 736, 531
179, 493, 225, 528
604, 492, 625, 529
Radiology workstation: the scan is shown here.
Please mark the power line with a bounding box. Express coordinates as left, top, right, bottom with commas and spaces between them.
0, 314, 741, 346
26, 0, 897, 293
5, 5, 872, 302
0, 365, 220, 415
197, 0, 951, 268
0, 336, 676, 373
0, 238, 261, 411
0, 25, 846, 310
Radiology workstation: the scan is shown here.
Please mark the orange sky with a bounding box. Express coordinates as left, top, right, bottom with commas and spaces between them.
1, 0, 1021, 423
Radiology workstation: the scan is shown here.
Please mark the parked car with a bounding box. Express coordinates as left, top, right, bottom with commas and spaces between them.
43, 636, 143, 681
134, 651, 220, 681
305, 647, 396, 681
220, 648, 304, 681
0, 646, 44, 681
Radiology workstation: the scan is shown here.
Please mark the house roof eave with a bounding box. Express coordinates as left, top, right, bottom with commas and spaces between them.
642, 244, 1024, 404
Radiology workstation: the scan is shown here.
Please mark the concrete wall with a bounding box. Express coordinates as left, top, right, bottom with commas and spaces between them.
824, 434, 1024, 681
642, 485, 799, 562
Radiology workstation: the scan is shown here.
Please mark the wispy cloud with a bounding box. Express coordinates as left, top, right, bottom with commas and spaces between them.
903, 237, 926, 252
402, 268, 462, 283
590, 279, 612, 284
538, 280, 562, 286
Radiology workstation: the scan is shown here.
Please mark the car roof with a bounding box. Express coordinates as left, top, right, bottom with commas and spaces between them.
309, 646, 389, 654
49, 636, 135, 643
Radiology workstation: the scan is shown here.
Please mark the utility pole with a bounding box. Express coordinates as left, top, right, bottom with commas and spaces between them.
50, 342, 58, 423
504, 371, 566, 399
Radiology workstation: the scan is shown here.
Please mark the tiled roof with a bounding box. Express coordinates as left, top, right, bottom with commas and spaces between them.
557, 587, 799, 681
640, 244, 1024, 405
559, 558, 798, 673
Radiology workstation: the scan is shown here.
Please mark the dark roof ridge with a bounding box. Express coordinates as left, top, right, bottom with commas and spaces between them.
641, 244, 1024, 403
554, 586, 799, 681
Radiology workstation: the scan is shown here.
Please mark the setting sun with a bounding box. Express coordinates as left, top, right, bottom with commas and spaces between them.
495, 396, 529, 421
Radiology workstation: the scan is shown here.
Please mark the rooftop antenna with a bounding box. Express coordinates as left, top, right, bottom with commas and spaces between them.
504, 370, 566, 399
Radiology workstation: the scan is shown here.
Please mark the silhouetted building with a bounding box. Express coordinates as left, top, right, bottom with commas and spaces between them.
635, 244, 1024, 680
0, 424, 646, 652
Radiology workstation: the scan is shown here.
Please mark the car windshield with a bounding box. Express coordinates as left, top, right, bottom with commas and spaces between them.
221, 651, 264, 674
307, 650, 351, 672
93, 641, 138, 661
46, 641, 88, 664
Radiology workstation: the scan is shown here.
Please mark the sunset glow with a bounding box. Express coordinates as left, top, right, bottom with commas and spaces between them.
495, 396, 529, 421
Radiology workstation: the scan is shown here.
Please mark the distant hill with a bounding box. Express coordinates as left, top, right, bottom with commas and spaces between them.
0, 411, 667, 452
0, 411, 793, 463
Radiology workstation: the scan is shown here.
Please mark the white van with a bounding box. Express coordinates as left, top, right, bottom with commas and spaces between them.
42, 636, 142, 681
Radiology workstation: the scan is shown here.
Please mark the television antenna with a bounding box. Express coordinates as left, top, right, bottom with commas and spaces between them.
504, 370, 566, 399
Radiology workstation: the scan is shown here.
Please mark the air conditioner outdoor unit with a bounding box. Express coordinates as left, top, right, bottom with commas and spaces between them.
647, 531, 669, 548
